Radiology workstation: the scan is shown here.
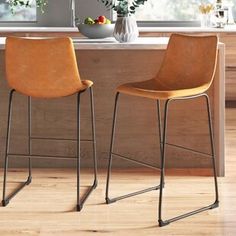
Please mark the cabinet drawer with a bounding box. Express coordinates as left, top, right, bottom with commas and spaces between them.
219, 34, 236, 67
226, 69, 236, 100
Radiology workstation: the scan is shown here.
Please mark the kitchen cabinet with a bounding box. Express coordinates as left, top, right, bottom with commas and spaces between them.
0, 37, 225, 176
218, 33, 236, 100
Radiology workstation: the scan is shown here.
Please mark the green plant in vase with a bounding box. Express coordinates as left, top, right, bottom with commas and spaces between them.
97, 0, 148, 16
97, 0, 149, 42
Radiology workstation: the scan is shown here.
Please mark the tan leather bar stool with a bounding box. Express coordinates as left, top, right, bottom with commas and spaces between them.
105, 34, 219, 226
2, 37, 98, 211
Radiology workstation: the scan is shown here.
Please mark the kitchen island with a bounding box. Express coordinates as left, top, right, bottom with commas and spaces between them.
0, 37, 225, 176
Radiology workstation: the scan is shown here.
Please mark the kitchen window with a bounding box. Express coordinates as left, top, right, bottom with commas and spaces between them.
0, 0, 109, 26
0, 0, 36, 21
134, 0, 200, 21
112, 0, 236, 27
0, 0, 235, 27
111, 0, 202, 26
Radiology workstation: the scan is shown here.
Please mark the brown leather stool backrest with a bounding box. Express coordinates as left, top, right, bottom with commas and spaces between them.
5, 37, 83, 98
156, 34, 218, 90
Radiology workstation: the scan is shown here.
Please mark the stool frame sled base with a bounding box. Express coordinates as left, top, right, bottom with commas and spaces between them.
105, 92, 219, 227
2, 88, 98, 212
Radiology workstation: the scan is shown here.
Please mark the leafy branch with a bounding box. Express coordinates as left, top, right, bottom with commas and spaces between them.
7, 0, 47, 14
97, 0, 148, 16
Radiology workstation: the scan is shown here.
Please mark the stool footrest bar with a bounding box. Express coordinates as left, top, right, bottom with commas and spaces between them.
30, 137, 93, 142
159, 201, 219, 227
164, 142, 213, 157
7, 153, 77, 160
111, 152, 160, 171
106, 184, 161, 204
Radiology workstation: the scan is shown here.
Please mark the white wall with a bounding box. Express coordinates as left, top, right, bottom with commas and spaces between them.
76, 0, 111, 23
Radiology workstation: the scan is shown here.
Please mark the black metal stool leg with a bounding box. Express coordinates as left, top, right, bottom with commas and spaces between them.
157, 100, 165, 188
77, 88, 98, 211
105, 93, 161, 204
158, 99, 170, 227
89, 87, 98, 188
2, 89, 31, 207
2, 90, 15, 206
76, 92, 81, 211
2, 89, 97, 210
158, 95, 219, 227
105, 92, 120, 204
204, 94, 219, 205
27, 96, 32, 182
157, 100, 163, 154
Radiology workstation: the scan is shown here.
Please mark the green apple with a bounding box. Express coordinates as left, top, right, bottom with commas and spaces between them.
105, 19, 111, 24
84, 17, 95, 25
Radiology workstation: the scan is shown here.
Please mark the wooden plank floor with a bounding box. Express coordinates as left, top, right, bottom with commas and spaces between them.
0, 108, 236, 236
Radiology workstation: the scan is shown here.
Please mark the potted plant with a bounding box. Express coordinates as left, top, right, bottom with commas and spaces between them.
97, 0, 148, 42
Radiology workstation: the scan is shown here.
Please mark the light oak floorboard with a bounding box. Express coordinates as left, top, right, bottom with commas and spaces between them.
0, 108, 235, 236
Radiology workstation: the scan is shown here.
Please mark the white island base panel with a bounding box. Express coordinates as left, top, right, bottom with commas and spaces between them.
0, 37, 225, 176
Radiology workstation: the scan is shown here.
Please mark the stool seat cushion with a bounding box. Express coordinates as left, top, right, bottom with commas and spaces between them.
117, 78, 209, 100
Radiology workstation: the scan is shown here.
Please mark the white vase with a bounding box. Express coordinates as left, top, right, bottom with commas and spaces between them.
200, 13, 211, 28
113, 16, 139, 43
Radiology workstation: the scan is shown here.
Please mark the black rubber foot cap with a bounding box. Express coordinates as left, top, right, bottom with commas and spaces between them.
210, 200, 219, 209
93, 180, 98, 189
2, 199, 9, 207
77, 204, 83, 212
26, 176, 32, 185
105, 198, 116, 204
158, 220, 170, 227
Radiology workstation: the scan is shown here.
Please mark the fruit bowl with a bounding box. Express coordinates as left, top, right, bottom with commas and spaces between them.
77, 23, 115, 39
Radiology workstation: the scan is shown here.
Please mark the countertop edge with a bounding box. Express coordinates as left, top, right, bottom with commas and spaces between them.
0, 37, 224, 50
